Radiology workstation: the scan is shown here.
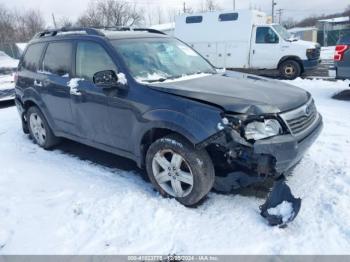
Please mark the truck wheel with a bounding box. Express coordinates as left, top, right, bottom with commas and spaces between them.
279, 60, 301, 80
146, 134, 215, 206
27, 106, 60, 149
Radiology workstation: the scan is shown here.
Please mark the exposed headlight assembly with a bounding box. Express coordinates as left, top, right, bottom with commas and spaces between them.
244, 119, 282, 140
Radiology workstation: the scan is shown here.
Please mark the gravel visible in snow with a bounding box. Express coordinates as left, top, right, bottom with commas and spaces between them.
0, 78, 350, 254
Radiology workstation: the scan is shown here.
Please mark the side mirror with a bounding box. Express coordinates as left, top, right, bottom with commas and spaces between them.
93, 70, 128, 90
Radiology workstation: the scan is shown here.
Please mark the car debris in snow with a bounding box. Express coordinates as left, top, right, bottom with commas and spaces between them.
260, 176, 302, 227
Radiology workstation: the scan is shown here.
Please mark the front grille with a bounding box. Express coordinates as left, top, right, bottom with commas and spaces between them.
281, 100, 318, 135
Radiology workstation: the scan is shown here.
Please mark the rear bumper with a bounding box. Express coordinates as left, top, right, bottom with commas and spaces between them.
302, 59, 321, 71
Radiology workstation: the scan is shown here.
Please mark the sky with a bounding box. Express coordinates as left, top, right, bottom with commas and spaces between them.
0, 0, 349, 26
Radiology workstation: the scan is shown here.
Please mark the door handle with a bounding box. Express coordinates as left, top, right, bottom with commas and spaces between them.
70, 86, 82, 96
34, 80, 43, 87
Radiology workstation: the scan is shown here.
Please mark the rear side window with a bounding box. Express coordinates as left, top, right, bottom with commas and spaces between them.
42, 42, 73, 76
219, 13, 239, 22
76, 41, 117, 81
21, 43, 46, 72
186, 16, 203, 24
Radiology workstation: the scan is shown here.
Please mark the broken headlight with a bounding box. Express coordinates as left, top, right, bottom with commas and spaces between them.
244, 119, 282, 140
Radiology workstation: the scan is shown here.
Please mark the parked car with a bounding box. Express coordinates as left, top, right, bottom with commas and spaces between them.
0, 51, 18, 101
15, 27, 323, 207
174, 10, 321, 79
329, 35, 350, 79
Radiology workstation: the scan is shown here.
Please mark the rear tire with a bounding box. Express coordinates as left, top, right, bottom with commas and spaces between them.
27, 106, 60, 149
279, 60, 301, 80
146, 134, 215, 206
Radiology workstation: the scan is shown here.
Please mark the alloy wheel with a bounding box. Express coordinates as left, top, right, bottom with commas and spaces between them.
152, 149, 194, 198
29, 113, 46, 146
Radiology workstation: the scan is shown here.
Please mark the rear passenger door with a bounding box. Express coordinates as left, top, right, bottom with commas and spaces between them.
40, 41, 75, 134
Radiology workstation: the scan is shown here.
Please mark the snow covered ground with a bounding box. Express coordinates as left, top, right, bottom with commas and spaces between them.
0, 78, 350, 255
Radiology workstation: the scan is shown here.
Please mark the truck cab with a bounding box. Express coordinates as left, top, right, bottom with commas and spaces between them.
250, 24, 321, 78
174, 10, 321, 79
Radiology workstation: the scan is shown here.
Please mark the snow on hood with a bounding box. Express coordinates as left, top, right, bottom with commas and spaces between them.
136, 72, 212, 84
149, 71, 309, 114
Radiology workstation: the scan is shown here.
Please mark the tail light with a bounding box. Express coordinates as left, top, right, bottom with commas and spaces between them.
334, 45, 349, 61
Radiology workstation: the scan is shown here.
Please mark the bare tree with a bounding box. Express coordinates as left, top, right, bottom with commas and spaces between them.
1, 5, 44, 43
77, 0, 143, 27
198, 0, 221, 12
0, 5, 16, 44
57, 16, 74, 28
282, 17, 297, 29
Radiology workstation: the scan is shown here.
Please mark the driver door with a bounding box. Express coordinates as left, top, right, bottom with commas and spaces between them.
70, 41, 117, 145
250, 26, 281, 69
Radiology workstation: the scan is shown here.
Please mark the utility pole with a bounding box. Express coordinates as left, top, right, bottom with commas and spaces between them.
271, 0, 277, 23
276, 8, 283, 24
233, 0, 236, 11
52, 13, 57, 28
183, 2, 186, 13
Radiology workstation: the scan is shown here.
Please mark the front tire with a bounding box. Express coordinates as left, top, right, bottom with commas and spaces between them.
279, 60, 301, 80
146, 134, 215, 206
27, 106, 60, 149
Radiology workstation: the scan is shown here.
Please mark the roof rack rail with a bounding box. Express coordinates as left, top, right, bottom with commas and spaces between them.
34, 26, 166, 39
97, 26, 166, 35
34, 27, 105, 38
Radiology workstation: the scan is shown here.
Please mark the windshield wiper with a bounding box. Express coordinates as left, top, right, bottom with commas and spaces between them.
142, 78, 167, 83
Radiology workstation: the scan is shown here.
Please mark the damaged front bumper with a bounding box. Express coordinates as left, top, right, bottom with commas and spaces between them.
199, 111, 322, 227
200, 113, 323, 177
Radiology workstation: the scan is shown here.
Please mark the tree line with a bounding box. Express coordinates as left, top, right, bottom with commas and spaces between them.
0, 0, 223, 45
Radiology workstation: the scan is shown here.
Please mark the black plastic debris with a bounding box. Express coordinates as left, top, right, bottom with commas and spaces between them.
260, 176, 302, 227
214, 171, 265, 193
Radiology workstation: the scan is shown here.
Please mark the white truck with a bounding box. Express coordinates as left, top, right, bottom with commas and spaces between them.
174, 10, 321, 79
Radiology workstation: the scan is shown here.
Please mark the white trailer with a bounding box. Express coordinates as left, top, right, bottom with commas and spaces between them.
174, 10, 321, 79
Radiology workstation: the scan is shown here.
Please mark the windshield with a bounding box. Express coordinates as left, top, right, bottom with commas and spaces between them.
111, 38, 216, 83
272, 25, 292, 41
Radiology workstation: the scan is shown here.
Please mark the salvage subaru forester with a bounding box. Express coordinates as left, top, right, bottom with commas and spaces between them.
15, 27, 323, 209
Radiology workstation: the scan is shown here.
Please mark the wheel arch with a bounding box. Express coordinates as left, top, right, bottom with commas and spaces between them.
139, 127, 196, 168
278, 56, 304, 73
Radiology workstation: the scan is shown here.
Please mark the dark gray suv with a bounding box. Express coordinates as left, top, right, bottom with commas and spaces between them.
14, 27, 323, 209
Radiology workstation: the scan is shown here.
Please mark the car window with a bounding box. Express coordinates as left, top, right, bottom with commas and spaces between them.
256, 27, 279, 44
219, 13, 239, 22
112, 38, 215, 83
186, 16, 203, 24
21, 43, 46, 72
76, 41, 117, 81
42, 42, 73, 77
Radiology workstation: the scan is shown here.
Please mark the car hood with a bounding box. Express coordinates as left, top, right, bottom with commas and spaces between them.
149, 72, 310, 115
